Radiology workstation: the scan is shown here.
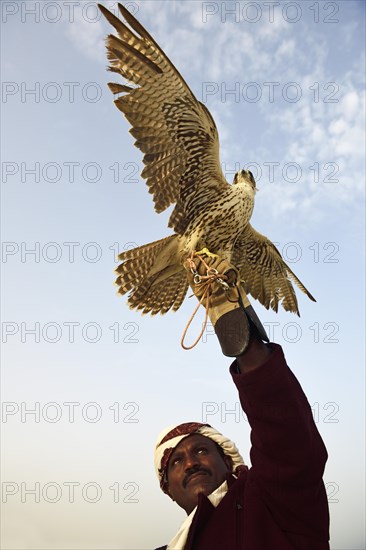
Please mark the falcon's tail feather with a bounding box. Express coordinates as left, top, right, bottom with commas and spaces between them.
115, 235, 188, 314
128, 270, 189, 315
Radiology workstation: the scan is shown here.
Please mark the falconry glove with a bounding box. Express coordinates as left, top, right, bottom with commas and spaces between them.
183, 253, 269, 357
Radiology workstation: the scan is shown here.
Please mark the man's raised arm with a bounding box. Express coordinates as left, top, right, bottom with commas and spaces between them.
184, 253, 330, 547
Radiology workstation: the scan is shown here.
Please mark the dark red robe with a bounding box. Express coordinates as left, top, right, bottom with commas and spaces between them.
156, 344, 330, 550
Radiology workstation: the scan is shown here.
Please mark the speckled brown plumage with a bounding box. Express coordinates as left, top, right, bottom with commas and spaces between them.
99, 3, 315, 316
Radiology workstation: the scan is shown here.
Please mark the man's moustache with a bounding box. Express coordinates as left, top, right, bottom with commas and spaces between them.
183, 468, 211, 488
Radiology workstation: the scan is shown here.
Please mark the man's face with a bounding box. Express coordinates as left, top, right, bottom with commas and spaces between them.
166, 434, 231, 515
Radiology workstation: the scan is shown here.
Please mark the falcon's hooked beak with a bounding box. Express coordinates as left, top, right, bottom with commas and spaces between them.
232, 169, 257, 191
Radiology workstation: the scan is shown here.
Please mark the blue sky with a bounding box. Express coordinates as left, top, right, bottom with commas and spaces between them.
1, 1, 365, 549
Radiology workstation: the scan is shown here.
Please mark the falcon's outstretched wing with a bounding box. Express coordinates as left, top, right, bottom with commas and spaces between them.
99, 3, 228, 235
232, 224, 316, 316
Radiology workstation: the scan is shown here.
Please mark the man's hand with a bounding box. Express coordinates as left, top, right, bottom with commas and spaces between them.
235, 335, 272, 373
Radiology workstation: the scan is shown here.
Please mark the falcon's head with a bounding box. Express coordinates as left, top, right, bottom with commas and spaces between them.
232, 170, 256, 190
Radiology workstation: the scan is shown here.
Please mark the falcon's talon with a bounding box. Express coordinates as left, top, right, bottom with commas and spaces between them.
196, 248, 219, 259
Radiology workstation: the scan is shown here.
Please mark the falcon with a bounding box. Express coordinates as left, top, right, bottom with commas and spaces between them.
98, 3, 315, 316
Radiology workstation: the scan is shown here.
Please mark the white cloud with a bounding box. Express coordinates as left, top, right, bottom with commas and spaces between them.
329, 118, 348, 136
276, 39, 296, 59
340, 90, 360, 120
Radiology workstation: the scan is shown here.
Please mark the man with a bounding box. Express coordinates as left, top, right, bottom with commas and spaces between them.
154, 255, 330, 549
95, 6, 330, 547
